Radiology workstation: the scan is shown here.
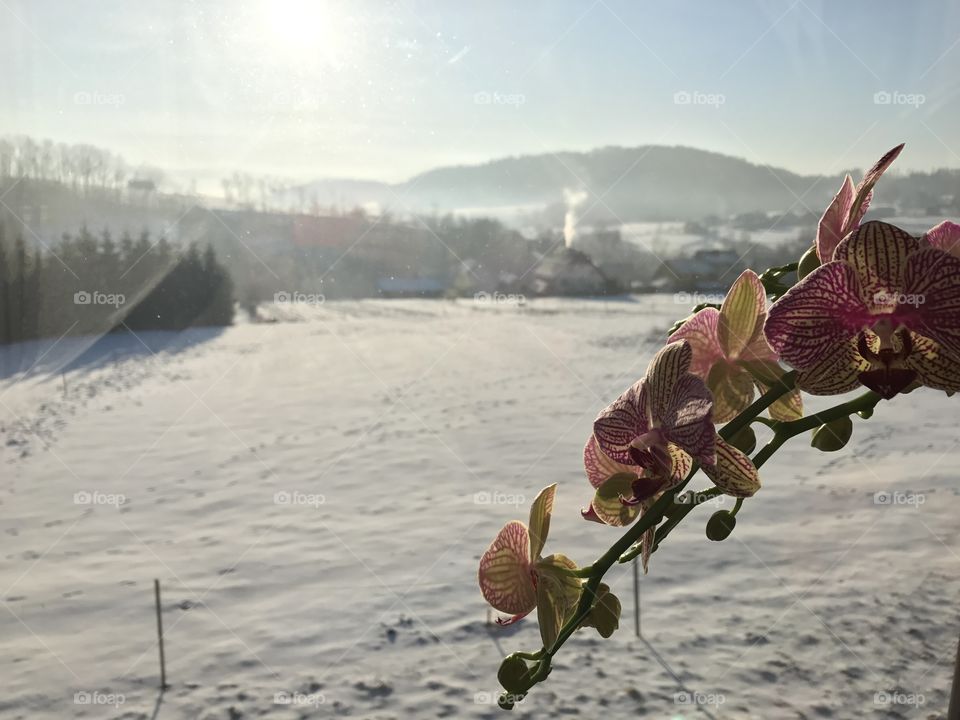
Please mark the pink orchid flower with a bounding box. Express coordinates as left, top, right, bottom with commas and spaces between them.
925, 221, 960, 260
765, 220, 960, 399
583, 341, 762, 569
667, 269, 802, 423
478, 484, 582, 647
816, 144, 904, 263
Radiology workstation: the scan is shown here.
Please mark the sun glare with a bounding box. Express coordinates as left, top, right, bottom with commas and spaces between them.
259, 0, 338, 58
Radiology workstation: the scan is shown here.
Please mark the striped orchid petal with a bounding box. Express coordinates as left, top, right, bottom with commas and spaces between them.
534, 554, 581, 648
903, 333, 960, 394
593, 380, 647, 465
645, 341, 696, 422
667, 307, 723, 377
849, 144, 904, 226
583, 435, 639, 490
588, 473, 644, 527
816, 174, 856, 263
528, 484, 557, 561
794, 337, 866, 395
718, 270, 766, 358
478, 520, 537, 616
925, 221, 960, 259
659, 374, 714, 465
834, 221, 921, 309
701, 437, 761, 497
707, 361, 756, 424
902, 246, 960, 361
765, 261, 867, 369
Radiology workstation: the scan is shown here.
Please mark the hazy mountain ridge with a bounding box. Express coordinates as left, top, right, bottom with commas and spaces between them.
301, 145, 857, 222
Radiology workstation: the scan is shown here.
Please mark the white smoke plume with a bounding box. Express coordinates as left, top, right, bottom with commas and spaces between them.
563, 188, 589, 248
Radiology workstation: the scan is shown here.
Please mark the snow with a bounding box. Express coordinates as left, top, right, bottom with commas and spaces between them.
1, 297, 958, 719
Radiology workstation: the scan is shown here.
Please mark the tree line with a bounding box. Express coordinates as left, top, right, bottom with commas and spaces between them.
0, 225, 234, 346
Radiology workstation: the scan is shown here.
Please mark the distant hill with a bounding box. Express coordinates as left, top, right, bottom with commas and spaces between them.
296, 145, 860, 224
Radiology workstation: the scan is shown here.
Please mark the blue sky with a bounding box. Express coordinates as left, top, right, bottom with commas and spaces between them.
2, 0, 959, 189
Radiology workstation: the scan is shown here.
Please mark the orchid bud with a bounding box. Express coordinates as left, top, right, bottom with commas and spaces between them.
706, 510, 736, 541
797, 245, 820, 279
811, 415, 853, 452
727, 424, 757, 455
498, 655, 533, 695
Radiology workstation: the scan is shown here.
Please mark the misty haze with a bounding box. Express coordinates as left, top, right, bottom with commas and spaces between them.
2, 2, 960, 719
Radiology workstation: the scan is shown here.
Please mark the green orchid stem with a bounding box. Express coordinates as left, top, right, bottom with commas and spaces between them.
518, 374, 884, 697
731, 497, 744, 517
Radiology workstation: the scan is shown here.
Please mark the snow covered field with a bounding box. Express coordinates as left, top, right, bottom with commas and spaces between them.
1, 297, 958, 719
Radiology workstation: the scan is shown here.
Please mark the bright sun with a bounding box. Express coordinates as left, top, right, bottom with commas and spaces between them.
260, 0, 337, 57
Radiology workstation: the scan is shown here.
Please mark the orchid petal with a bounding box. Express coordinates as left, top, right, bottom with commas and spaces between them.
795, 337, 867, 395
478, 521, 537, 616
589, 473, 644, 526
661, 373, 715, 464
816, 175, 855, 262
667, 307, 723, 377
583, 435, 639, 490
528, 484, 556, 561
904, 333, 960, 394
593, 380, 647, 465
765, 261, 866, 369
535, 553, 581, 648
706, 362, 755, 424
645, 341, 695, 422
741, 359, 804, 421
701, 437, 761, 497
718, 270, 766, 358
849, 144, 904, 227
639, 501, 657, 573
902, 246, 960, 361
834, 221, 920, 309
924, 221, 960, 259
664, 443, 693, 487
